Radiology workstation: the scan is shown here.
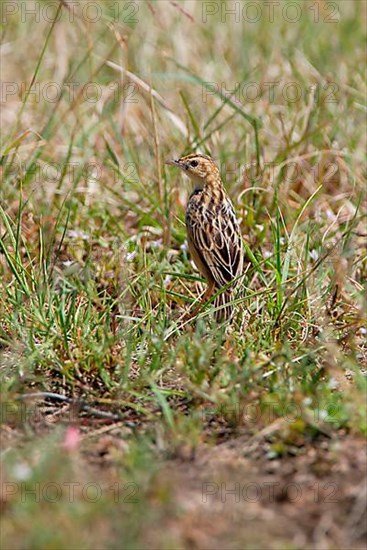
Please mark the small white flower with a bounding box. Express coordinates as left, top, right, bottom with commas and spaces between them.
13, 462, 32, 480
328, 377, 339, 390
126, 251, 137, 262
309, 249, 319, 261
67, 230, 89, 240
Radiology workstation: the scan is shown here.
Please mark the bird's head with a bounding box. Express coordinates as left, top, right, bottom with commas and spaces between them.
165, 153, 220, 188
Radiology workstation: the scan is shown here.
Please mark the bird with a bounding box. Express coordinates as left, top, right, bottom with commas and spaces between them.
165, 153, 244, 321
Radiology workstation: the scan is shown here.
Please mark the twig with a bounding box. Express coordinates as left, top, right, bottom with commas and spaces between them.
16, 392, 136, 427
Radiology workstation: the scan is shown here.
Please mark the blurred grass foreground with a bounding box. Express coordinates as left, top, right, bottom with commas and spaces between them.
0, 1, 366, 549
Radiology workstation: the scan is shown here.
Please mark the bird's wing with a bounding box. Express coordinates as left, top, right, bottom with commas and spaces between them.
186, 199, 243, 288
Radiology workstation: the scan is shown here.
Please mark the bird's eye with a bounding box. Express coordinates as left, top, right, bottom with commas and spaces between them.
190, 160, 198, 167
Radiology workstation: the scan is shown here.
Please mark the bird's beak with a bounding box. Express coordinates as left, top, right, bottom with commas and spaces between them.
165, 159, 182, 168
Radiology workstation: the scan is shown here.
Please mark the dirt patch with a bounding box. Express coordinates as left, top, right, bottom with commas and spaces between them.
147, 435, 367, 549
76, 425, 367, 550
1, 403, 366, 549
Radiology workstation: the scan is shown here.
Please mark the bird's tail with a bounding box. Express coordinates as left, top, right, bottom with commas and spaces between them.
213, 289, 235, 322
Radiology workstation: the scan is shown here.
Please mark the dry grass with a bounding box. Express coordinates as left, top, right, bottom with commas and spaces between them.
1, 1, 366, 548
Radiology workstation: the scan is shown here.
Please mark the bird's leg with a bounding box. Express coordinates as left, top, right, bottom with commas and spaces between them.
187, 280, 215, 319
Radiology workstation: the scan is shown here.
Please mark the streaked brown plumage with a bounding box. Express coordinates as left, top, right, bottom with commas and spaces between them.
166, 153, 244, 320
